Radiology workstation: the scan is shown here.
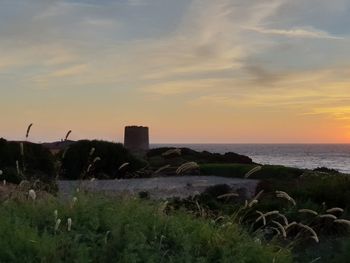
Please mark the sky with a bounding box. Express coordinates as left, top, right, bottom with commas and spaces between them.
0, 0, 350, 143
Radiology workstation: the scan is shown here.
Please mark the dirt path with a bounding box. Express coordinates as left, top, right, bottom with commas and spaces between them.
58, 176, 259, 199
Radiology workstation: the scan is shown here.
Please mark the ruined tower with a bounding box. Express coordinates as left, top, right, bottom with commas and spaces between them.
124, 126, 149, 154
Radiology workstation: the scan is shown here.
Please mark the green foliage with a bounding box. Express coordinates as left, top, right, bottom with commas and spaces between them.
200, 163, 256, 177
252, 171, 350, 211
329, 238, 350, 263
200, 163, 304, 180
0, 138, 55, 183
0, 194, 292, 263
61, 140, 147, 180
251, 165, 304, 180
291, 174, 350, 208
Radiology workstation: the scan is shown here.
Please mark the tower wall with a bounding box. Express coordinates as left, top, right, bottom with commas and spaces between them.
124, 126, 149, 154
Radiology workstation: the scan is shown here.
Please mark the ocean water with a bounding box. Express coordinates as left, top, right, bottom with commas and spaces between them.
151, 144, 350, 174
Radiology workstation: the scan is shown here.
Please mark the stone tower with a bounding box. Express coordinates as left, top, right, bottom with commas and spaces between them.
124, 126, 149, 154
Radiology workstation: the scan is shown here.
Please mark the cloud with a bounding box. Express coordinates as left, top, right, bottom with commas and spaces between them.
247, 26, 343, 39
127, 0, 149, 6
49, 64, 89, 78
1, 0, 350, 142
307, 106, 350, 120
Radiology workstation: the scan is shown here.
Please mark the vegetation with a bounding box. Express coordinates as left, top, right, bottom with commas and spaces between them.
0, 193, 292, 263
1, 136, 350, 262
194, 163, 350, 262
200, 163, 304, 180
0, 138, 55, 184
60, 140, 147, 180
147, 147, 253, 169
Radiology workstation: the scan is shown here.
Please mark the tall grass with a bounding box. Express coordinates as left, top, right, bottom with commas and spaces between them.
0, 193, 292, 263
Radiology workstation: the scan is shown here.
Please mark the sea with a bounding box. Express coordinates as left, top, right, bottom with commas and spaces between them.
151, 144, 350, 174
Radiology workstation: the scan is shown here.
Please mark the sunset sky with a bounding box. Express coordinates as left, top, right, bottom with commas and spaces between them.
1, 0, 350, 143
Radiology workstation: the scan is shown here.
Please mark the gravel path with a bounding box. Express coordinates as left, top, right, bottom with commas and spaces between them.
58, 176, 259, 199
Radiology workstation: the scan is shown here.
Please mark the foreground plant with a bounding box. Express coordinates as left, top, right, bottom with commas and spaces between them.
0, 194, 292, 263
176, 162, 199, 175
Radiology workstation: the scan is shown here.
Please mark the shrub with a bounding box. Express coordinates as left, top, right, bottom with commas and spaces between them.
200, 163, 256, 177
60, 140, 147, 180
313, 167, 340, 174
0, 138, 55, 183
329, 238, 350, 263
200, 163, 304, 180
251, 165, 304, 180
291, 174, 350, 208
147, 147, 253, 165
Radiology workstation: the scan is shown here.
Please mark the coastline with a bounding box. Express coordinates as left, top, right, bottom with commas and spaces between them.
152, 143, 350, 174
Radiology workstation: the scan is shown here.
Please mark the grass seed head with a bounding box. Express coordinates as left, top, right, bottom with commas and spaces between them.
256, 211, 266, 225
67, 218, 72, 231
248, 199, 259, 208
277, 213, 289, 226
89, 147, 95, 156
118, 162, 129, 170
26, 123, 33, 139
334, 219, 350, 227
65, 130, 72, 141
217, 192, 239, 199
55, 218, 61, 232
264, 210, 280, 217
271, 227, 281, 236
276, 191, 296, 206
318, 214, 337, 220
298, 209, 318, 216
54, 210, 58, 221
253, 190, 264, 201
28, 189, 36, 201
298, 223, 319, 243
162, 148, 181, 157
16, 161, 20, 175
326, 207, 344, 214
244, 166, 262, 178
272, 220, 287, 238
285, 221, 297, 230
176, 162, 199, 175
20, 143, 24, 156
154, 165, 171, 175
93, 157, 101, 163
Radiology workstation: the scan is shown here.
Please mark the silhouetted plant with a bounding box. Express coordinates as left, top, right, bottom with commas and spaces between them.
60, 140, 146, 180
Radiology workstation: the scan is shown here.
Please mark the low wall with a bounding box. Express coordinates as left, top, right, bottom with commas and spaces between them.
58, 176, 259, 200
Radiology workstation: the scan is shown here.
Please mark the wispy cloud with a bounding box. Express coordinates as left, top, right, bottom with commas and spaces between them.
247, 26, 343, 39
1, 0, 350, 142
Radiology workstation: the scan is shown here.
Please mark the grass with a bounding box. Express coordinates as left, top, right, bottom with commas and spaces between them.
200, 163, 256, 178
0, 192, 292, 263
200, 163, 304, 180
200, 163, 350, 209
197, 163, 350, 262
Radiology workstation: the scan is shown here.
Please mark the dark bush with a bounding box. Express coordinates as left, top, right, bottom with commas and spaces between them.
147, 147, 253, 169
0, 138, 55, 183
313, 167, 340, 174
250, 165, 304, 180
60, 140, 147, 180
202, 184, 232, 198
291, 174, 350, 208
200, 163, 255, 177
